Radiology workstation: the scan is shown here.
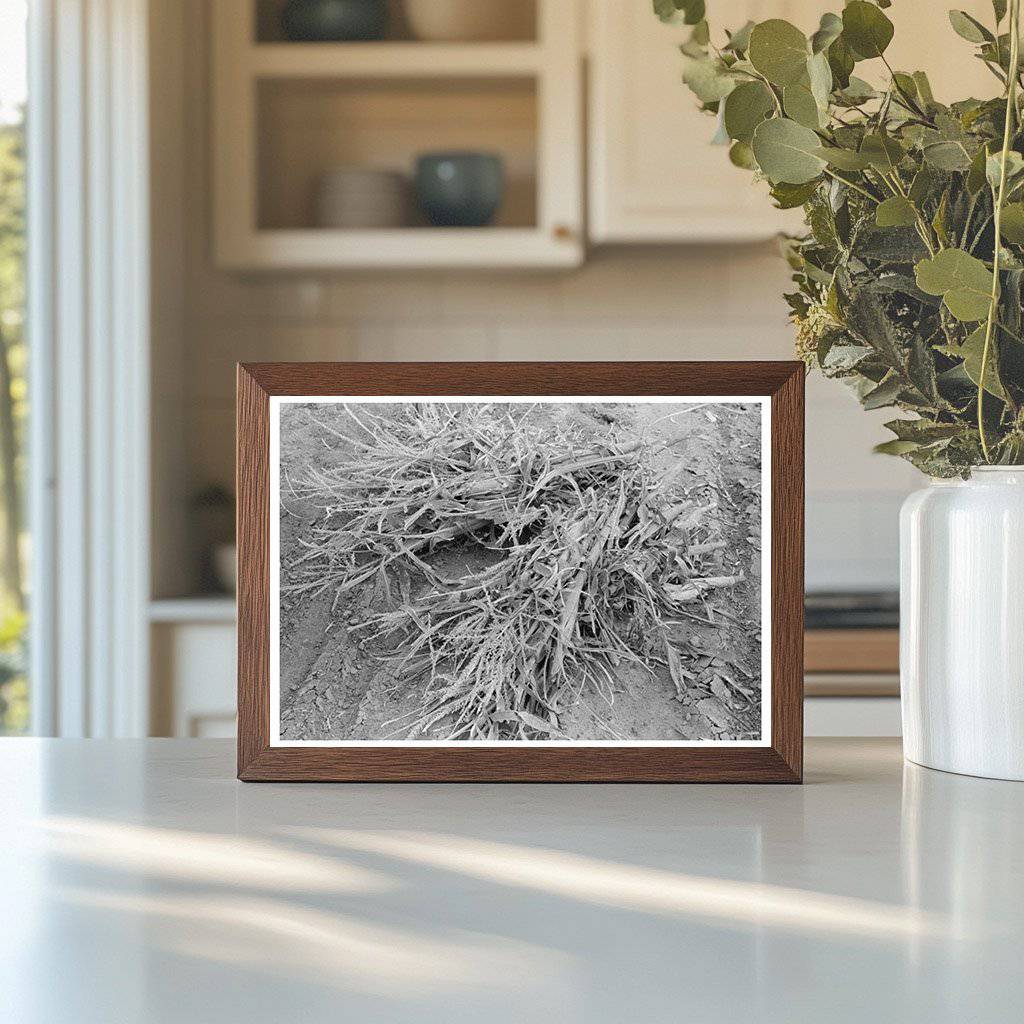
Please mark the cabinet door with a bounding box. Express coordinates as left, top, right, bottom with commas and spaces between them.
588, 1, 813, 243
589, 1, 1003, 244
883, 0, 995, 103
587, 1, 998, 244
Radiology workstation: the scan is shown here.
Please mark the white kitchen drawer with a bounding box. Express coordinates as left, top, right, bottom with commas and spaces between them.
151, 620, 236, 738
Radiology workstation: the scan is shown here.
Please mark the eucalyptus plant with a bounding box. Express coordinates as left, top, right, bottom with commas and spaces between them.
659, 0, 1024, 474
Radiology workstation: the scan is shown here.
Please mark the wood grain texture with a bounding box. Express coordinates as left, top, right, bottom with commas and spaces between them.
770, 366, 804, 783
804, 673, 899, 698
236, 366, 271, 777
236, 361, 805, 783
805, 629, 899, 675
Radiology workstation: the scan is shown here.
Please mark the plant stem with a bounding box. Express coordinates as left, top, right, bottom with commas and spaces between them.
979, 0, 1021, 463
880, 54, 929, 119
968, 212, 994, 254
997, 317, 1024, 344
750, 69, 783, 116
821, 167, 880, 203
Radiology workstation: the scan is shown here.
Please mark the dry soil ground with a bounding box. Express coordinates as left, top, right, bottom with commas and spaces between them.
277, 400, 763, 743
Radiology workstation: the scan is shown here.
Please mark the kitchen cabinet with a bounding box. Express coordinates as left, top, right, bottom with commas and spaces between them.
150, 601, 236, 738
212, 0, 584, 269
211, 1, 1003, 264
148, 602, 902, 739
587, 1, 811, 243
587, 0, 998, 244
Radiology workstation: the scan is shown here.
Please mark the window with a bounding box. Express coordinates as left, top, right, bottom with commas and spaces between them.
0, 0, 28, 734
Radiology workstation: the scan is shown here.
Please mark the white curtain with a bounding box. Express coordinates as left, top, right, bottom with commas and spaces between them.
28, 0, 150, 736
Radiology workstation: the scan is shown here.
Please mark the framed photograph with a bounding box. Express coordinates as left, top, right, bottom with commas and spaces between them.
237, 362, 804, 782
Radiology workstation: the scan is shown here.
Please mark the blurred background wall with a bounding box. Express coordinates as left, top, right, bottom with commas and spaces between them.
147, 0, 985, 736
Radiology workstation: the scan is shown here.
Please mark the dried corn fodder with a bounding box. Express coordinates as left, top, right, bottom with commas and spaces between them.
279, 401, 762, 742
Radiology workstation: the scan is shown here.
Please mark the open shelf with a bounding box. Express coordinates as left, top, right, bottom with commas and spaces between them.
221, 227, 578, 269
257, 76, 538, 232
213, 0, 581, 269
249, 42, 544, 78
254, 0, 538, 45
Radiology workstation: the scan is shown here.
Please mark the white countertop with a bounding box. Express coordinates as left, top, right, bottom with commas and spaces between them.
1, 738, 1021, 1023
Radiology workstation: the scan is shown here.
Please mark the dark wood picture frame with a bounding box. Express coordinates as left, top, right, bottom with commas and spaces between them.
237, 362, 804, 782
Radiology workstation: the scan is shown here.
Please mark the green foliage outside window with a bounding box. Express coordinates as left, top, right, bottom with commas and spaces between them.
0, 111, 28, 733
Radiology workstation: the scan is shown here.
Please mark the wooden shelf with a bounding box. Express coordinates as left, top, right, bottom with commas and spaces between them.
218, 227, 579, 270
249, 42, 544, 79
805, 629, 900, 675
804, 673, 900, 698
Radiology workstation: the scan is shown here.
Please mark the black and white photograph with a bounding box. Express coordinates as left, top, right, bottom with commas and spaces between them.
270, 396, 769, 746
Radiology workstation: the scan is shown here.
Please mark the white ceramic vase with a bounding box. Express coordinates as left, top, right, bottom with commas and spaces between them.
900, 467, 1024, 781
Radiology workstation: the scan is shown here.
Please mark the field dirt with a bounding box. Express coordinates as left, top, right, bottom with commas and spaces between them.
278, 401, 763, 743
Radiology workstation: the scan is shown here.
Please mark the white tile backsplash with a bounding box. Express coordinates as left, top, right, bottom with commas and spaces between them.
158, 0, 919, 595
178, 249, 917, 591
356, 325, 497, 362
806, 490, 906, 591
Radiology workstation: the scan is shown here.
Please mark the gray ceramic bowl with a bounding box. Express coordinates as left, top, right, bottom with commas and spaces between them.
415, 152, 505, 228
280, 0, 388, 42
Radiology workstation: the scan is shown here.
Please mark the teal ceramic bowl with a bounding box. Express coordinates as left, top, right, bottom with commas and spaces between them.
415, 152, 505, 228
280, 0, 388, 42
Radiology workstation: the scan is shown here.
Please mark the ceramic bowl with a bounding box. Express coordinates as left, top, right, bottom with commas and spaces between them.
415, 152, 505, 228
403, 0, 534, 42
281, 0, 388, 42
213, 543, 237, 594
315, 168, 409, 228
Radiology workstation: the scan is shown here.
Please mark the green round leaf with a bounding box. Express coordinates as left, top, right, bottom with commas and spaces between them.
681, 0, 705, 25
986, 150, 1024, 189
967, 143, 994, 193
654, 0, 705, 25
875, 439, 922, 456
811, 12, 843, 54
842, 1, 894, 59
999, 202, 1024, 243
892, 72, 919, 102
915, 249, 993, 322
770, 180, 820, 209
949, 10, 993, 44
682, 55, 736, 103
913, 71, 935, 104
783, 83, 822, 129
807, 51, 833, 108
827, 35, 855, 88
748, 19, 810, 86
653, 0, 677, 23
752, 117, 827, 184
814, 145, 872, 171
836, 75, 877, 105
860, 133, 906, 172
723, 81, 775, 143
908, 166, 935, 205
724, 20, 755, 54
875, 196, 918, 228
958, 325, 1007, 398
924, 141, 973, 172
729, 140, 758, 170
